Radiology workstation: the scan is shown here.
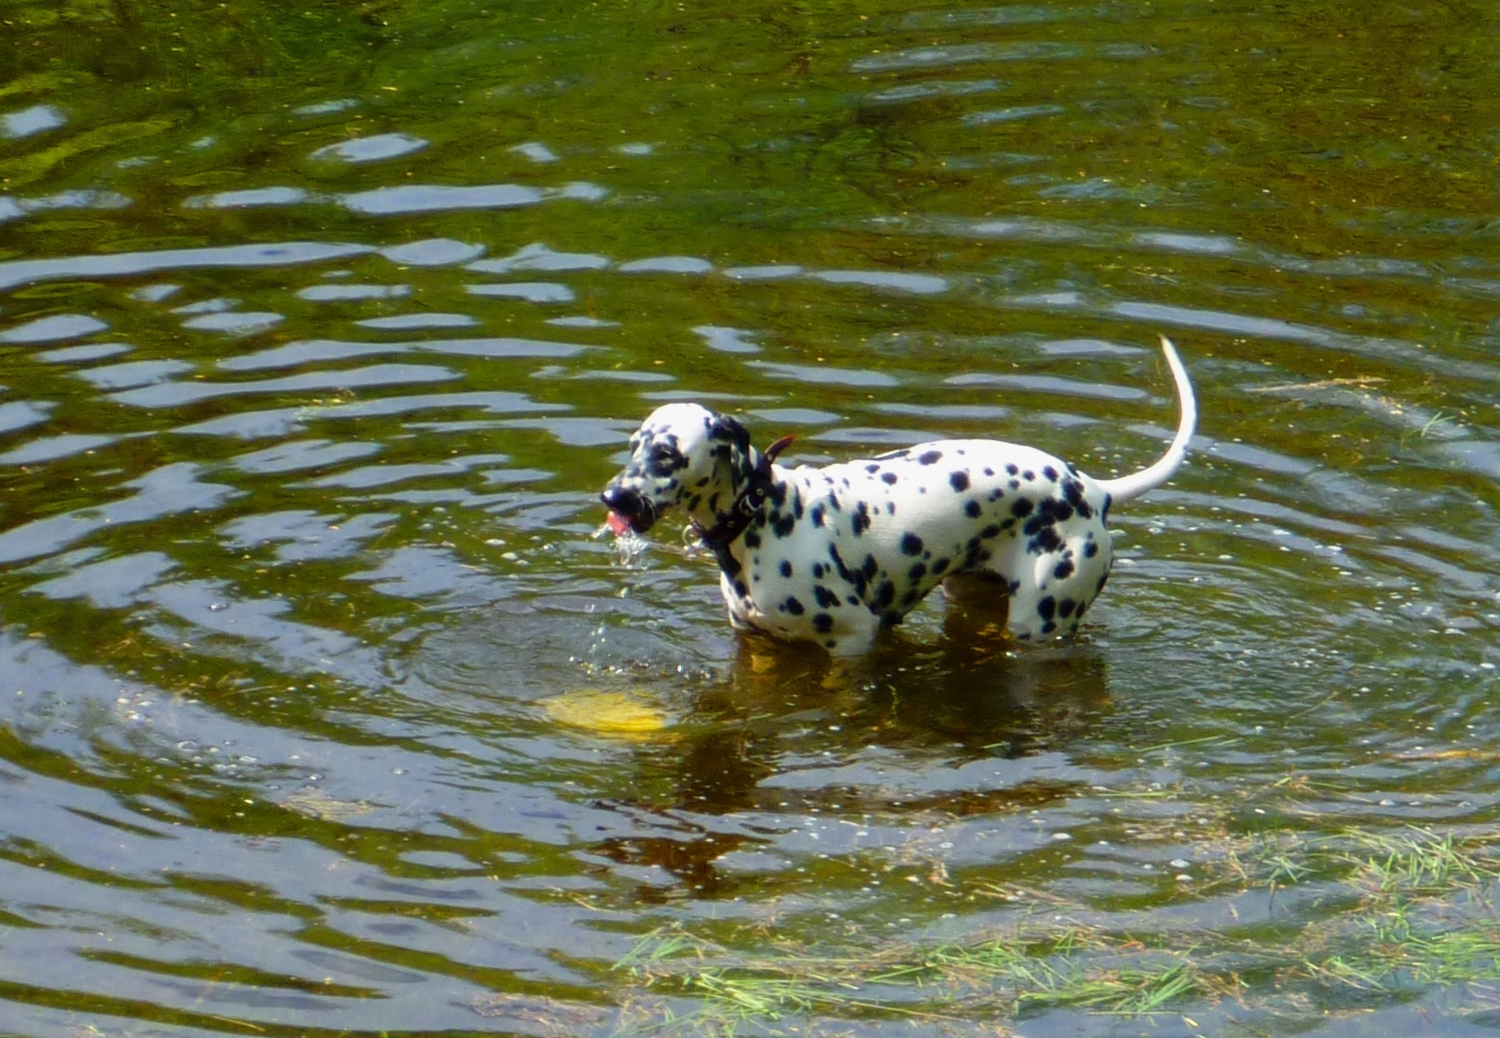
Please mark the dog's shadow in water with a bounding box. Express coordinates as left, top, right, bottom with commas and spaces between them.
655, 622, 1114, 815
594, 626, 1113, 899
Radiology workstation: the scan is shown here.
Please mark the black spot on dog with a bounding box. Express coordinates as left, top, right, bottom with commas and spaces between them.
1054, 558, 1075, 580
865, 463, 881, 473
1062, 477, 1093, 519
810, 505, 826, 528
900, 532, 924, 556
814, 585, 840, 609
813, 613, 834, 633
783, 596, 805, 615
779, 560, 793, 578
919, 450, 943, 466
1043, 466, 1059, 482
949, 470, 970, 492
908, 561, 927, 582
1022, 469, 1035, 482
1058, 598, 1077, 618
744, 530, 762, 549
875, 581, 896, 609
1042, 498, 1074, 524
931, 556, 950, 576
828, 544, 853, 579
965, 500, 983, 519
1037, 596, 1056, 621
852, 502, 871, 535
1029, 527, 1063, 554
734, 579, 749, 597
1010, 498, 1033, 519
1084, 540, 1099, 559
881, 472, 899, 486
980, 523, 1001, 540
773, 513, 796, 538
812, 562, 826, 578
862, 555, 879, 580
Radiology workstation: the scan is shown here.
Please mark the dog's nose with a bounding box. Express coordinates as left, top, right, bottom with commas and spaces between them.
602, 485, 654, 533
601, 485, 642, 518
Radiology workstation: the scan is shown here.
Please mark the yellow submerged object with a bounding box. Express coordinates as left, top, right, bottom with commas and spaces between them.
541, 689, 671, 740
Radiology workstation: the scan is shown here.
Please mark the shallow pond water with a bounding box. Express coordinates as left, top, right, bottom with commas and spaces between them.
3, 1, 1500, 1035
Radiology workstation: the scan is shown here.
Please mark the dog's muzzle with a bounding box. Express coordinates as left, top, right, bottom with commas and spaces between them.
600, 485, 656, 533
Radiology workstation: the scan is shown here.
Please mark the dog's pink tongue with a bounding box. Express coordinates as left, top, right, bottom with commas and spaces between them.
605, 511, 631, 536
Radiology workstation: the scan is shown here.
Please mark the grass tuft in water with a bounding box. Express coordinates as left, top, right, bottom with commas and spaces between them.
612, 825, 1500, 1033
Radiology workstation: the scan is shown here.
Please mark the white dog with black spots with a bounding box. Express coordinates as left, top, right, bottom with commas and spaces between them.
602, 337, 1196, 656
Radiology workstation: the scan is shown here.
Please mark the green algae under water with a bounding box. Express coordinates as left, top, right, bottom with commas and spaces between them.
2, 1, 1500, 1035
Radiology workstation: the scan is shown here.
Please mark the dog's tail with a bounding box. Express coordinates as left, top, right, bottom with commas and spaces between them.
1094, 337, 1197, 504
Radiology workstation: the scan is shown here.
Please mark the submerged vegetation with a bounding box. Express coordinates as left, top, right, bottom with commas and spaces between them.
613, 824, 1500, 1033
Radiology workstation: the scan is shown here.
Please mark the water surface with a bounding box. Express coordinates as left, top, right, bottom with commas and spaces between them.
3, 1, 1500, 1035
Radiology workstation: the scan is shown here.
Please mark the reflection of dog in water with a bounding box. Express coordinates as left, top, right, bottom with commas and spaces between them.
592, 637, 1114, 896
602, 338, 1195, 655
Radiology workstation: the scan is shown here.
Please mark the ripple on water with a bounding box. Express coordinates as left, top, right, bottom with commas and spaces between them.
219, 336, 590, 371
747, 360, 900, 388
219, 510, 398, 562
467, 243, 611, 273
29, 550, 177, 609
107, 363, 459, 408
0, 463, 238, 564
2, 103, 66, 138
618, 255, 714, 274
73, 359, 195, 390
309, 132, 429, 164
0, 433, 118, 466
465, 282, 577, 303
0, 400, 56, 434
357, 313, 480, 330
0, 313, 108, 343
379, 238, 486, 266
33, 342, 133, 363
295, 284, 411, 301
0, 241, 374, 292
230, 439, 384, 474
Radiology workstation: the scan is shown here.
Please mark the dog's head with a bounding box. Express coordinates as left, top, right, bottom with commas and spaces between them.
601, 403, 752, 534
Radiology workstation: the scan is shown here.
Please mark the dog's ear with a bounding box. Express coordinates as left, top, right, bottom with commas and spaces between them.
708, 414, 751, 456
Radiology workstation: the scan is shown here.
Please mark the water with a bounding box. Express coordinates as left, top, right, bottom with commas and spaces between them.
3, 1, 1500, 1034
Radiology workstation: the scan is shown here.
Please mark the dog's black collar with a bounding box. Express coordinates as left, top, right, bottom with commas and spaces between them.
693, 434, 794, 551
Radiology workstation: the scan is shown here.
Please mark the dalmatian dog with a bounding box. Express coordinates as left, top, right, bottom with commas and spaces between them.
601, 337, 1196, 656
